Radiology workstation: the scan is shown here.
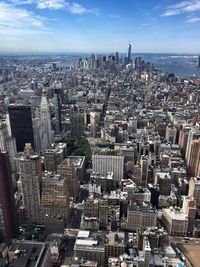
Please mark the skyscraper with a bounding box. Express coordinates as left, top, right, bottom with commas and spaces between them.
52, 89, 62, 137
41, 172, 70, 233
0, 120, 17, 172
15, 145, 41, 223
0, 150, 17, 244
40, 93, 54, 144
188, 139, 200, 177
70, 112, 84, 137
185, 127, 200, 166
57, 159, 80, 200
197, 55, 200, 68
8, 104, 34, 152
127, 43, 132, 63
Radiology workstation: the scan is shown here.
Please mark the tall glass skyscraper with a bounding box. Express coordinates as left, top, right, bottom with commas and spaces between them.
8, 104, 34, 152
127, 43, 132, 63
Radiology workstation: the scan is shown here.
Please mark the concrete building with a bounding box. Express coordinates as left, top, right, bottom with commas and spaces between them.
185, 127, 200, 166
162, 207, 188, 236
165, 125, 177, 144
40, 93, 54, 145
140, 155, 149, 186
188, 139, 200, 177
99, 199, 108, 229
91, 172, 114, 193
67, 156, 86, 183
154, 172, 171, 196
105, 232, 125, 264
188, 177, 200, 209
32, 117, 49, 153
74, 231, 105, 267
57, 159, 80, 200
15, 145, 41, 223
8, 241, 52, 267
70, 112, 84, 137
182, 196, 196, 233
84, 197, 99, 217
0, 120, 17, 172
90, 111, 97, 138
83, 197, 108, 229
0, 150, 17, 244
92, 154, 124, 183
178, 125, 191, 158
44, 143, 67, 172
126, 203, 157, 231
40, 172, 70, 233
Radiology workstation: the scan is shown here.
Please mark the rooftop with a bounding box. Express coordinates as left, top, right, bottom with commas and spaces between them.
9, 241, 49, 267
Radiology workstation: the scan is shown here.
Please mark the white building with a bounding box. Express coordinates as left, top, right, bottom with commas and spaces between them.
92, 154, 124, 182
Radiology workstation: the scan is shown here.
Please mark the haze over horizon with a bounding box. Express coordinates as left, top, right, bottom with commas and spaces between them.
1, 0, 200, 53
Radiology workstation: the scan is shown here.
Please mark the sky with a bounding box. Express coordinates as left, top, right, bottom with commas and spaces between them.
0, 0, 200, 53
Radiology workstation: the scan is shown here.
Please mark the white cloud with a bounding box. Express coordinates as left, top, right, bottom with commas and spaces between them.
0, 2, 45, 27
66, 2, 90, 14
10, 0, 35, 4
186, 16, 200, 22
10, 0, 99, 15
38, 0, 98, 14
162, 0, 200, 16
37, 0, 66, 10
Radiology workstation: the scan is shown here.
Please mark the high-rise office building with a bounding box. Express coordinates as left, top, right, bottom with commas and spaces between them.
178, 125, 191, 158
197, 55, 200, 68
182, 196, 196, 233
52, 89, 62, 136
0, 150, 17, 244
188, 139, 200, 177
40, 172, 70, 233
135, 57, 142, 72
127, 43, 132, 63
15, 145, 41, 223
40, 93, 54, 145
185, 127, 200, 165
0, 120, 17, 172
8, 104, 34, 152
44, 143, 67, 172
70, 112, 84, 137
90, 111, 97, 138
57, 159, 80, 200
165, 125, 177, 144
32, 117, 49, 153
188, 177, 200, 209
141, 155, 149, 186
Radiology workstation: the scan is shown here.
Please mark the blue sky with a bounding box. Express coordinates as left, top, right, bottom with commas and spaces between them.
0, 0, 200, 53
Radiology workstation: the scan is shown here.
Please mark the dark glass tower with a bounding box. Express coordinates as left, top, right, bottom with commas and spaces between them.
127, 43, 132, 63
53, 89, 62, 135
197, 55, 200, 68
8, 104, 34, 152
0, 150, 17, 244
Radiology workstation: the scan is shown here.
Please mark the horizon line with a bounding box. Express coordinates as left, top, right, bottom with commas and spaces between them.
0, 50, 200, 55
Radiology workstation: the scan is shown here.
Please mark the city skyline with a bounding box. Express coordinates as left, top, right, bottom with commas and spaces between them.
1, 0, 200, 53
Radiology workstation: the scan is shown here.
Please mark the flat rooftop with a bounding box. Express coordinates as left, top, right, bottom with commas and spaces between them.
163, 208, 188, 221
9, 241, 48, 267
66, 156, 85, 168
